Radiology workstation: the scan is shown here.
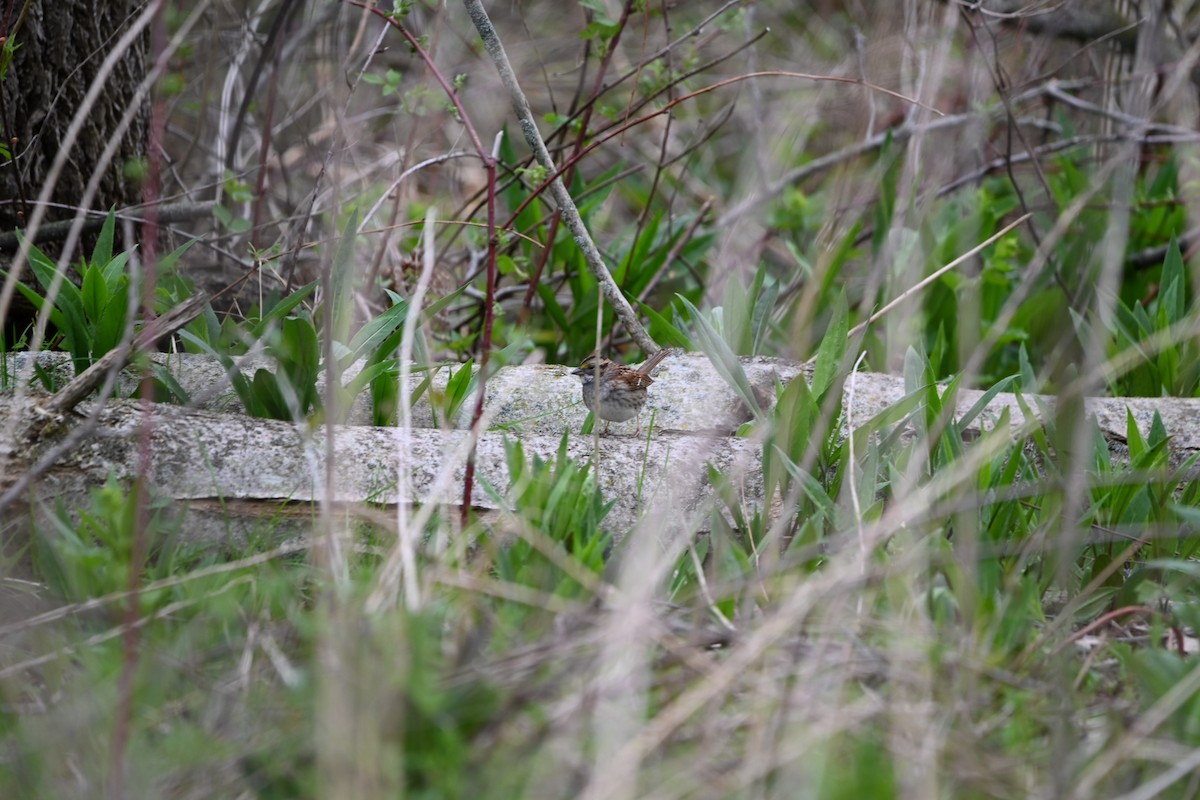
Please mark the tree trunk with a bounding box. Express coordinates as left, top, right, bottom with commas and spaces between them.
0, 0, 149, 240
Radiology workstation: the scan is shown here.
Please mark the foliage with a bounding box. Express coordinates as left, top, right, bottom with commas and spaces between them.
3, 211, 192, 377
9, 2, 1200, 798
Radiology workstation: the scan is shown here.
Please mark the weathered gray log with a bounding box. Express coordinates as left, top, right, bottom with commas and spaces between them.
4, 352, 1200, 549
3, 350, 794, 433
8, 350, 1200, 450
0, 390, 763, 543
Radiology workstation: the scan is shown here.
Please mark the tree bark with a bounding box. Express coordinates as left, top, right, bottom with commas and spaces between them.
0, 0, 148, 235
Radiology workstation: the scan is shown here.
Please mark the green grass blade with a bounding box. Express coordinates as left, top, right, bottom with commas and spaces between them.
676, 294, 764, 420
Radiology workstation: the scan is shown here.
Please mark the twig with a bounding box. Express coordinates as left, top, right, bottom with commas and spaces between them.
392, 208, 440, 610
47, 292, 210, 415
343, 1, 502, 544
461, 23, 767, 268
0, 201, 216, 252
519, 0, 637, 322
1051, 605, 1155, 657
842, 213, 1032, 344
462, 0, 659, 354
517, 69, 944, 239
717, 111, 973, 229
635, 198, 712, 306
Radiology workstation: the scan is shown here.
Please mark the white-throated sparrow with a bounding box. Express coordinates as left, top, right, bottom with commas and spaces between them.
572, 349, 670, 433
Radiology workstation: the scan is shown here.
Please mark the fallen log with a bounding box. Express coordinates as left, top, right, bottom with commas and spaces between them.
3, 353, 1199, 548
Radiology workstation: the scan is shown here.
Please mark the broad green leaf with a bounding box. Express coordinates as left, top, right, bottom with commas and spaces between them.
955, 374, 1018, 433
156, 239, 196, 275
849, 384, 925, 454
100, 251, 131, 287
347, 284, 465, 366
444, 359, 476, 423
636, 299, 693, 350
21, 238, 90, 366
1159, 238, 1185, 326
148, 362, 191, 404
903, 345, 932, 396
676, 294, 764, 420
536, 283, 569, 333
750, 271, 779, 357
811, 290, 848, 398
90, 209, 117, 270
249, 281, 316, 338
81, 262, 108, 327
1017, 344, 1036, 391
764, 372, 818, 505
720, 272, 751, 354
251, 369, 286, 419
1125, 408, 1146, 460
1149, 411, 1168, 447
347, 297, 409, 362
340, 360, 394, 401
92, 278, 130, 359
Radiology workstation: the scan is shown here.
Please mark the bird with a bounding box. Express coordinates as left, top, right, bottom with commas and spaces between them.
571, 348, 670, 433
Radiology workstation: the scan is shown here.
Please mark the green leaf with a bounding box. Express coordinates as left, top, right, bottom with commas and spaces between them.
19, 239, 91, 369
350, 288, 464, 375
81, 262, 109, 327
250, 281, 317, 338
749, 271, 779, 357
1013, 390, 1054, 474
1149, 411, 1168, 448
1169, 504, 1200, 527
24, 241, 85, 324
347, 296, 410, 363
676, 294, 765, 420
275, 316, 321, 415
536, 283, 569, 333
340, 360, 395, 401
811, 290, 848, 398
954, 374, 1018, 434
330, 211, 359, 344
100, 251, 131, 287
444, 359, 476, 423
148, 362, 191, 404
764, 373, 818, 503
903, 345, 932, 396
719, 267, 752, 354
250, 369, 287, 419
636, 300, 693, 350
1017, 344, 1036, 391
90, 209, 117, 270
1159, 237, 1186, 327
618, 215, 656, 283
1125, 408, 1147, 460
92, 278, 130, 359
848, 384, 926, 454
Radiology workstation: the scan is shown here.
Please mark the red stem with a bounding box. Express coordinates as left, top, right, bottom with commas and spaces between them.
503, 69, 934, 232
519, 0, 635, 320
1055, 605, 1154, 655
347, 2, 488, 157
251, 49, 282, 250
462, 155, 497, 528
343, 2, 497, 530
109, 2, 168, 793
